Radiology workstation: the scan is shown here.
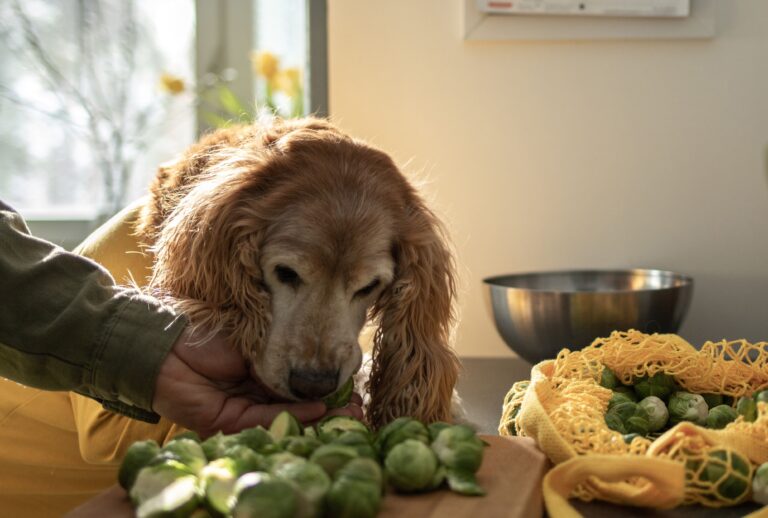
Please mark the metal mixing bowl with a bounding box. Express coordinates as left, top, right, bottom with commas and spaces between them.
483, 269, 693, 365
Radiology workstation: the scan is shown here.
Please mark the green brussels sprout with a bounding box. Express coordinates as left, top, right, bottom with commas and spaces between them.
384, 439, 439, 492
605, 402, 650, 435
317, 415, 370, 443
330, 430, 379, 460
280, 435, 323, 458
309, 444, 359, 478
706, 405, 739, 430
223, 444, 269, 473
234, 426, 275, 453
752, 462, 768, 505
323, 377, 355, 409
755, 390, 768, 405
200, 458, 242, 514
608, 391, 637, 410
599, 367, 619, 389
427, 421, 452, 442
700, 449, 751, 501
737, 397, 758, 422
201, 432, 239, 461
272, 460, 331, 518
445, 469, 485, 496
161, 437, 207, 474
633, 373, 676, 400
702, 393, 724, 408
303, 426, 318, 439
431, 425, 485, 473
135, 474, 200, 518
129, 459, 195, 506
668, 392, 709, 426
231, 472, 298, 518
374, 417, 430, 456
269, 411, 303, 441
172, 430, 202, 443
502, 406, 522, 436
637, 396, 669, 432
118, 440, 161, 491
605, 412, 627, 434
326, 476, 381, 518
267, 452, 306, 474
335, 457, 384, 488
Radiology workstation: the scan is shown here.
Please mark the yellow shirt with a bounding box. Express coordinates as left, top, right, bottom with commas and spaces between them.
0, 199, 183, 516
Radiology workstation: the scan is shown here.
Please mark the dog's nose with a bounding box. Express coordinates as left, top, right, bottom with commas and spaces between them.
288, 368, 339, 400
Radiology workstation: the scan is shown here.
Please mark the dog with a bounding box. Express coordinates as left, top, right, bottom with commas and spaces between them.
135, 117, 460, 429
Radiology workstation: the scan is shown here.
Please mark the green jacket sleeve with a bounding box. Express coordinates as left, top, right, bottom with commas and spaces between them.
0, 201, 187, 422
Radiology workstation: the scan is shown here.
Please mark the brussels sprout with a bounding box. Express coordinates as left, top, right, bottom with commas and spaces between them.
427, 421, 452, 442
633, 373, 676, 400
201, 432, 239, 461
668, 392, 708, 426
608, 391, 637, 410
303, 426, 318, 439
502, 406, 522, 436
161, 437, 207, 474
384, 439, 439, 492
755, 390, 768, 405
599, 367, 619, 389
317, 415, 370, 442
701, 449, 751, 501
270, 411, 303, 441
232, 472, 298, 518
752, 462, 768, 505
431, 425, 485, 473
374, 417, 430, 456
323, 377, 355, 409
135, 474, 200, 518
309, 444, 358, 478
638, 396, 669, 432
330, 431, 379, 460
118, 440, 161, 491
706, 405, 738, 430
234, 426, 275, 453
280, 435, 323, 458
129, 459, 195, 506
273, 460, 331, 518
200, 458, 242, 514
223, 444, 269, 473
335, 457, 384, 488
172, 430, 202, 443
326, 477, 381, 518
737, 397, 758, 422
267, 452, 307, 474
445, 469, 485, 496
605, 402, 650, 435
702, 393, 724, 408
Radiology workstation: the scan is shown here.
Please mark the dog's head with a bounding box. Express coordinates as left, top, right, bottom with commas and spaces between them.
140, 118, 459, 428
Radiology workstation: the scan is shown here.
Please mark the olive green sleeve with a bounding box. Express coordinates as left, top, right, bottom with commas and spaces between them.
0, 202, 187, 422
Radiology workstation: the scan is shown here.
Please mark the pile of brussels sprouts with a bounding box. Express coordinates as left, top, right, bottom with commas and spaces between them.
119, 411, 487, 518
601, 367, 768, 504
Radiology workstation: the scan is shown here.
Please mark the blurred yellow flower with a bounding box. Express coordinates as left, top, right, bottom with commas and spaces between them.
274, 67, 302, 96
159, 73, 185, 95
252, 51, 279, 80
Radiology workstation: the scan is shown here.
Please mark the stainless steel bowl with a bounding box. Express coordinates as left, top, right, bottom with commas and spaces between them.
483, 269, 693, 364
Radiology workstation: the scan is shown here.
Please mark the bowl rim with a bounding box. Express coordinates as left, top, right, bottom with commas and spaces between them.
482, 268, 693, 294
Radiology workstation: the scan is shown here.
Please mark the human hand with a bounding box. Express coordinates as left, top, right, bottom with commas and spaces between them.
152, 327, 363, 437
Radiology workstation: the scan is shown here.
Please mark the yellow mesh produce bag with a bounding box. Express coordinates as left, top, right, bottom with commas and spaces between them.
498, 329, 768, 516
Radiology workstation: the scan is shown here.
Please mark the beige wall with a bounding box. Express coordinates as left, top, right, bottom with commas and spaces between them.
328, 1, 768, 357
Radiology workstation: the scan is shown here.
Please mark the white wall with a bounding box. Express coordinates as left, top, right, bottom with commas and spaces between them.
328, 1, 768, 357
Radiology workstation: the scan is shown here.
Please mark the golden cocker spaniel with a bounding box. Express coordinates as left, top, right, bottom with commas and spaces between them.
135, 117, 459, 429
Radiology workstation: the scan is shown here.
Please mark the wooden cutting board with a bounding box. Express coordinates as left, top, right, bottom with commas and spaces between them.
65, 436, 548, 518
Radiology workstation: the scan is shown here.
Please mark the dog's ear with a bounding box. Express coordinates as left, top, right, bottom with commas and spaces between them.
148, 162, 272, 358
367, 202, 460, 428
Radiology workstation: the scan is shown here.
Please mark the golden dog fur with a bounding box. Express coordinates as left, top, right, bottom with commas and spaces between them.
134, 117, 459, 428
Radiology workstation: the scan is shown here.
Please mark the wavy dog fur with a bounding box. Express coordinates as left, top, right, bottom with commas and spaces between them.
135, 118, 459, 428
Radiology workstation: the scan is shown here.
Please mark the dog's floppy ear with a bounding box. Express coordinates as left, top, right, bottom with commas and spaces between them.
367, 201, 460, 428
147, 159, 272, 358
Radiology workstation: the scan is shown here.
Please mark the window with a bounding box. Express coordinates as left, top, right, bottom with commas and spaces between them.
0, 0, 327, 248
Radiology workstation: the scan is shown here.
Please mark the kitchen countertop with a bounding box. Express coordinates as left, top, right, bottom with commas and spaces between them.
456, 356, 762, 517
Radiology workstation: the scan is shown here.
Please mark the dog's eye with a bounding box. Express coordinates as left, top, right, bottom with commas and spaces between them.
355, 278, 380, 298
275, 265, 302, 287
